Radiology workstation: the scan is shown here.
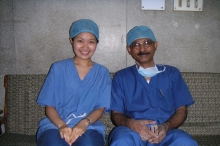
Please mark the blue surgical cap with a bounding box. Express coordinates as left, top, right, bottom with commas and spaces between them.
69, 19, 99, 40
126, 26, 156, 46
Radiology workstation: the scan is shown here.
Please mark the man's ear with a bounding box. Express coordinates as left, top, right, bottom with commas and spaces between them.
127, 46, 131, 55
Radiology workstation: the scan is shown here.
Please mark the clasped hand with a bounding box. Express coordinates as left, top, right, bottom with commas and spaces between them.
128, 119, 168, 144
59, 121, 87, 146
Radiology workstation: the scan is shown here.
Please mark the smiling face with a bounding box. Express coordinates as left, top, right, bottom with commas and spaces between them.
127, 38, 158, 68
70, 32, 98, 61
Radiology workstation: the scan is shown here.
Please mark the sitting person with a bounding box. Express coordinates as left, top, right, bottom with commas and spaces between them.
36, 19, 111, 146
109, 25, 198, 146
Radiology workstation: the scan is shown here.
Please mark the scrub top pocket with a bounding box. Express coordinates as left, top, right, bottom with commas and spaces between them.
156, 88, 175, 112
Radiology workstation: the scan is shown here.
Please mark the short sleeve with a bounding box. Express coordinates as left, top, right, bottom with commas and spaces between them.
37, 64, 56, 107
94, 67, 112, 111
110, 72, 125, 113
172, 69, 194, 108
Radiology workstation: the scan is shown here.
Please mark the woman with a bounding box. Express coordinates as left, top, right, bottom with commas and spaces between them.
36, 19, 111, 146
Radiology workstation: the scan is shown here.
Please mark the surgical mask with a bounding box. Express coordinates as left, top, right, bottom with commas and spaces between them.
137, 65, 166, 78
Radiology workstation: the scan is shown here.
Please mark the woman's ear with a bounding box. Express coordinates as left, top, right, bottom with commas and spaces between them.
69, 37, 73, 44
154, 41, 158, 51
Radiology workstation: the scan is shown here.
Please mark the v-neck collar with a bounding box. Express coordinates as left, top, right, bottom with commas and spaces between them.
68, 58, 97, 84
131, 65, 155, 88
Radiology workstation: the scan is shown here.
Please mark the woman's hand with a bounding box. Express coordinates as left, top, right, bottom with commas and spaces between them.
58, 124, 73, 146
69, 119, 88, 144
45, 106, 73, 145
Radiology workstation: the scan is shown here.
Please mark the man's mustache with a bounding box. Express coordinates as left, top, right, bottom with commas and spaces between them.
138, 52, 150, 56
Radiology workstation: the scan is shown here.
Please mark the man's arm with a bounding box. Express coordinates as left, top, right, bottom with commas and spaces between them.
111, 111, 131, 126
163, 105, 187, 131
149, 105, 187, 144
111, 111, 157, 141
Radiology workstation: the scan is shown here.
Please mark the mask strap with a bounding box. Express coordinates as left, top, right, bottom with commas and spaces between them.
157, 65, 166, 72
136, 62, 157, 69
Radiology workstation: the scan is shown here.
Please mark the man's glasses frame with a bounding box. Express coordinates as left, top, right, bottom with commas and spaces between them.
130, 39, 155, 50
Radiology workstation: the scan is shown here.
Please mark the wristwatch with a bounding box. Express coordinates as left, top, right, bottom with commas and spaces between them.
84, 118, 91, 125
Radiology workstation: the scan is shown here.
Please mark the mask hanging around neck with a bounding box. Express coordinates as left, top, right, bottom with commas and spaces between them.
137, 64, 166, 78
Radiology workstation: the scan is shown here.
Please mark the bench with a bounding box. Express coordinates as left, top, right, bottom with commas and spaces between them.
0, 73, 220, 146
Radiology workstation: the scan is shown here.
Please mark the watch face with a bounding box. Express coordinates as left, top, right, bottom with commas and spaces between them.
85, 118, 91, 125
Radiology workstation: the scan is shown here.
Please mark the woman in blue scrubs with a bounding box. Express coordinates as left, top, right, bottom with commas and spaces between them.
36, 19, 111, 146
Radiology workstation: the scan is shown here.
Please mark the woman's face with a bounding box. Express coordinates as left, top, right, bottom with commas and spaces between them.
70, 32, 98, 60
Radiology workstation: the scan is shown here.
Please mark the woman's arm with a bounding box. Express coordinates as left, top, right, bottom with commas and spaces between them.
46, 106, 73, 145
83, 107, 105, 125
45, 105, 67, 129
69, 108, 105, 144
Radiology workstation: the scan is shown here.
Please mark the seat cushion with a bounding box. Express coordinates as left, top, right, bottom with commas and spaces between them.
192, 135, 220, 146
0, 133, 109, 146
0, 133, 219, 146
0, 133, 36, 146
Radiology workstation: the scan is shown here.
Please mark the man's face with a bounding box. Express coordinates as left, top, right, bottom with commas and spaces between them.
127, 38, 158, 68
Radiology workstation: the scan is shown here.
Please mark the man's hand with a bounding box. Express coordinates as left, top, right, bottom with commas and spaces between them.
148, 123, 168, 144
127, 119, 158, 141
148, 105, 187, 144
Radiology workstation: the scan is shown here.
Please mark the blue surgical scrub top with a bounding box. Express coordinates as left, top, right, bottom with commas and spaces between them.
110, 65, 194, 124
36, 58, 111, 139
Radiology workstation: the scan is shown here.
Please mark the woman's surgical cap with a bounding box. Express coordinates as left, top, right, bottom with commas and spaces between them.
69, 19, 99, 40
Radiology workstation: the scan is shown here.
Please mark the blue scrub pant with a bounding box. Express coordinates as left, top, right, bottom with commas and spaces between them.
109, 126, 198, 146
37, 129, 105, 146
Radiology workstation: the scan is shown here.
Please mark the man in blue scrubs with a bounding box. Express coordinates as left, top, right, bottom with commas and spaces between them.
109, 26, 198, 146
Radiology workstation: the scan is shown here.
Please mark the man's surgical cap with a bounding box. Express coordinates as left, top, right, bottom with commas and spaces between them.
126, 26, 156, 46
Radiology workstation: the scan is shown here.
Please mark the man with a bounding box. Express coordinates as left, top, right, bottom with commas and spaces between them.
109, 26, 198, 146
